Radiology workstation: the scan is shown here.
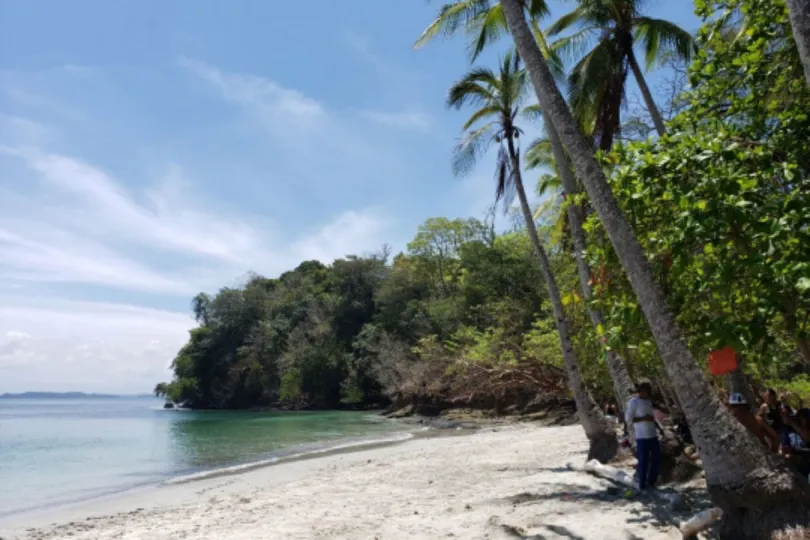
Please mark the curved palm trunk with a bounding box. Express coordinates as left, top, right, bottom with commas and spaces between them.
533, 29, 636, 416
626, 49, 667, 137
506, 135, 617, 463
786, 0, 810, 86
500, 0, 810, 536
543, 118, 636, 417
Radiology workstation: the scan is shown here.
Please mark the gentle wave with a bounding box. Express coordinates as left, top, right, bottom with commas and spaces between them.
163, 430, 419, 485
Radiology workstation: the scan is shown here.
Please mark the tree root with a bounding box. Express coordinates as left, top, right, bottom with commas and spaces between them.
709, 466, 810, 540
587, 431, 619, 463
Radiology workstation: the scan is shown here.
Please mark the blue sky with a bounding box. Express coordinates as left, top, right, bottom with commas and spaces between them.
0, 0, 700, 393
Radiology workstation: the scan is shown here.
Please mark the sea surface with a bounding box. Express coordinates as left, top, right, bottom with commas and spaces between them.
0, 397, 411, 520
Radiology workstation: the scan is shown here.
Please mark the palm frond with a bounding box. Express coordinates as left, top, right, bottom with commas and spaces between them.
634, 17, 696, 70
468, 3, 508, 62
520, 103, 544, 123
532, 196, 557, 221
527, 0, 552, 21
524, 137, 555, 170
501, 50, 530, 111
462, 105, 501, 131
452, 124, 494, 177
413, 0, 491, 49
537, 172, 562, 198
567, 36, 625, 146
550, 26, 600, 64
494, 144, 517, 213
532, 175, 562, 223
547, 5, 589, 36
447, 68, 499, 109
529, 19, 566, 81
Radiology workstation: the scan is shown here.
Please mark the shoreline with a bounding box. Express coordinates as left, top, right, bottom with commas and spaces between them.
0, 425, 425, 530
1, 424, 694, 540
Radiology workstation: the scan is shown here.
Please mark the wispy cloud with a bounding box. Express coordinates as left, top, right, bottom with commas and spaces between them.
0, 141, 391, 296
178, 56, 325, 133
358, 110, 431, 132
291, 210, 390, 262
0, 225, 186, 293
3, 147, 258, 263
0, 115, 54, 145
340, 30, 393, 76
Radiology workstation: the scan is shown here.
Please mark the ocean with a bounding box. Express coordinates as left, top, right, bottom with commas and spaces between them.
0, 397, 411, 520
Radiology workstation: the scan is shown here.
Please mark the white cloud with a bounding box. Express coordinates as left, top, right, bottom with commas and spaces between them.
3, 146, 259, 263
291, 210, 391, 262
358, 110, 431, 132
0, 225, 187, 293
0, 142, 391, 297
0, 298, 194, 393
178, 56, 324, 130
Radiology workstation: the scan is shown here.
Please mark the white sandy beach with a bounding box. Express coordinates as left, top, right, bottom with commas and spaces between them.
1, 424, 697, 540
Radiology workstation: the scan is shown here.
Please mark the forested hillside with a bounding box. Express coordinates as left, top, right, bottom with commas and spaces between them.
155, 217, 581, 411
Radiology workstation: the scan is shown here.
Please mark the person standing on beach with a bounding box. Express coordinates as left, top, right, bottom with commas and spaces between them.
625, 380, 660, 490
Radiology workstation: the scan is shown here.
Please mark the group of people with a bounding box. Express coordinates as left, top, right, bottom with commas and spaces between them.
619, 382, 810, 491
727, 388, 810, 477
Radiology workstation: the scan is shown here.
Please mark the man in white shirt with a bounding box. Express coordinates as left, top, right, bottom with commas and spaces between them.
625, 379, 660, 490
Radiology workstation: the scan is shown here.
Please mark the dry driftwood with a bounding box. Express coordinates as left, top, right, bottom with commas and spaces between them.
679, 507, 722, 539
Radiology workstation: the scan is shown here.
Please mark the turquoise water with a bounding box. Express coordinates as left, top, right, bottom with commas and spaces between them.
0, 397, 409, 519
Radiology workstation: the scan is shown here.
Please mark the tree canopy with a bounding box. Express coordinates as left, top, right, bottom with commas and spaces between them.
156, 217, 593, 411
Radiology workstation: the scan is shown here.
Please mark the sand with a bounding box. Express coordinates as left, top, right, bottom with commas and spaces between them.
0, 424, 695, 540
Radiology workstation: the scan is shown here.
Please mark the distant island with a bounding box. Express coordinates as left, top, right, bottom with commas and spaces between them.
0, 392, 154, 399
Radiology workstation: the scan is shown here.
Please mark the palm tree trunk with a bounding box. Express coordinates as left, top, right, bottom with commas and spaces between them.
786, 0, 810, 86
626, 49, 667, 136
543, 117, 636, 416
506, 135, 617, 463
500, 0, 810, 535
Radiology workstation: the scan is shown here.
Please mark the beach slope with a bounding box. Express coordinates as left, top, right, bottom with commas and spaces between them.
2, 425, 684, 540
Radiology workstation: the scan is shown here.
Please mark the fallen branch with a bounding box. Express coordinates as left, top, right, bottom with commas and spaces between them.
568, 460, 683, 507
679, 507, 722, 539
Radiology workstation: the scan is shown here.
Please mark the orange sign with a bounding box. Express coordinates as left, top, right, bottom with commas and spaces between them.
709, 346, 737, 376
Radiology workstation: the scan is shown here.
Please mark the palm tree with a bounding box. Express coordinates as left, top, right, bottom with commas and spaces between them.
499, 0, 810, 536
417, 0, 637, 423
414, 0, 563, 74
526, 134, 636, 416
786, 0, 810, 85
548, 0, 695, 148
448, 52, 617, 462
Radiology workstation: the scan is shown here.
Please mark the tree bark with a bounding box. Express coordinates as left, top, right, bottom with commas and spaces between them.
786, 0, 810, 87
500, 0, 810, 536
543, 117, 636, 417
626, 48, 667, 137
726, 357, 758, 413
506, 135, 617, 463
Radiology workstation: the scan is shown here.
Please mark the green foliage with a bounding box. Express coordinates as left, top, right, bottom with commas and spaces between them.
583, 0, 810, 390
157, 217, 582, 409
548, 0, 695, 148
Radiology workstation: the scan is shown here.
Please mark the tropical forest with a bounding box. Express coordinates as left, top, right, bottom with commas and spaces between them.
155, 0, 810, 536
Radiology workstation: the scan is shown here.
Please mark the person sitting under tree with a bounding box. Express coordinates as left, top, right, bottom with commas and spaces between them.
782, 408, 810, 477
759, 388, 786, 442
625, 380, 660, 490
728, 393, 780, 451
